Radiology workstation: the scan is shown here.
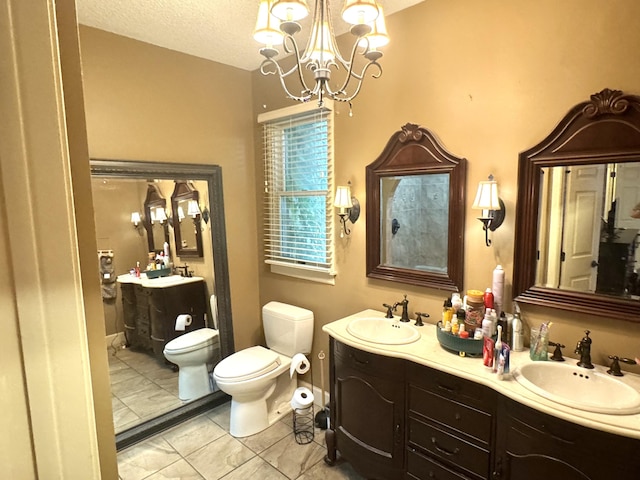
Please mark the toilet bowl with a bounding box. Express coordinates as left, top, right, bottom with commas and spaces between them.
164, 328, 220, 401
213, 302, 314, 438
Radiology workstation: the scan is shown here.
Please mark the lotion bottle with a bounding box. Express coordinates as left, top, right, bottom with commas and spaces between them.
511, 312, 524, 352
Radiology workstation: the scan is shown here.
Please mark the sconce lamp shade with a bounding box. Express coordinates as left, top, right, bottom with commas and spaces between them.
131, 211, 141, 226
254, 0, 284, 46
472, 178, 501, 211
178, 206, 185, 222
359, 5, 389, 49
187, 200, 201, 218
155, 207, 167, 223
334, 185, 354, 211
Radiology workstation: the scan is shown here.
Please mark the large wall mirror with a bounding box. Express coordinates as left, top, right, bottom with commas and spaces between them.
366, 123, 466, 291
514, 89, 640, 322
90, 159, 234, 449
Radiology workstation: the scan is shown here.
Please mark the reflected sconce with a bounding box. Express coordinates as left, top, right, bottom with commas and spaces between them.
154, 207, 167, 224
334, 182, 361, 237
187, 200, 201, 218
131, 211, 143, 235
472, 174, 505, 247
177, 206, 186, 222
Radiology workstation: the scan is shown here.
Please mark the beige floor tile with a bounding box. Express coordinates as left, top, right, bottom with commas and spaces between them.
220, 456, 288, 480
162, 415, 227, 457
207, 402, 231, 430
261, 434, 326, 479
110, 373, 155, 397
296, 458, 366, 480
186, 434, 255, 480
117, 437, 182, 480
113, 405, 141, 431
238, 420, 292, 454
145, 458, 204, 480
110, 366, 146, 385
119, 384, 183, 419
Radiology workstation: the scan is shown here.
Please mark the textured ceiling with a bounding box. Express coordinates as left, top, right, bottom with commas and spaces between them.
76, 0, 424, 71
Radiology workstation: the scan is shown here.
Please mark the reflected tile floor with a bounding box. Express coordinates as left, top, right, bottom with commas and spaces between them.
109, 347, 184, 433
117, 402, 365, 480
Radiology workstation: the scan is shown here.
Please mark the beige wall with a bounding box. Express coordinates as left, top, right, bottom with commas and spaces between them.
79, 27, 263, 351
254, 0, 640, 381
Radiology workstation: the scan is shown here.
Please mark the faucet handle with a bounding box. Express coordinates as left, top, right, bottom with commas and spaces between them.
414, 312, 429, 327
382, 303, 395, 318
607, 355, 637, 376
548, 341, 566, 362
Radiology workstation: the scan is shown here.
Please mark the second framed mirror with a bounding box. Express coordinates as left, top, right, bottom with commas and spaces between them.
171, 181, 204, 258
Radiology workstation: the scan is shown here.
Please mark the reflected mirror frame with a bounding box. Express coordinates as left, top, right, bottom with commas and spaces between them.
90, 159, 234, 449
171, 180, 204, 258
366, 123, 466, 291
513, 88, 640, 323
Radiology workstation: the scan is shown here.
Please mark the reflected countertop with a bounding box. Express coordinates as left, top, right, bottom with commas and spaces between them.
116, 273, 204, 288
323, 309, 640, 440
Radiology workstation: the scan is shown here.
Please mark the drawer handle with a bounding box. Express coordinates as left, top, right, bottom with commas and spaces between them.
431, 437, 460, 456
349, 353, 370, 366
437, 383, 459, 394
150, 335, 165, 342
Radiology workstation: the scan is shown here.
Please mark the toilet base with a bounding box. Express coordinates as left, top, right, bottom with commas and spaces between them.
228, 372, 297, 438
178, 364, 213, 401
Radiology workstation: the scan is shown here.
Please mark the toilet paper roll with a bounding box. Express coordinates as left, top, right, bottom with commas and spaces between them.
175, 314, 193, 331
290, 387, 314, 410
290, 353, 310, 378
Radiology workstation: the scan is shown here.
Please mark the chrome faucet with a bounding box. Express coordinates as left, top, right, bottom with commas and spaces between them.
574, 330, 594, 369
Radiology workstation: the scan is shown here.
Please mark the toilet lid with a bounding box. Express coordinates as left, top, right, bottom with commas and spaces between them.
214, 346, 280, 382
164, 328, 219, 354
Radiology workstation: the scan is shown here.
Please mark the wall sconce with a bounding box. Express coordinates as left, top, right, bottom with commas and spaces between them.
131, 211, 143, 235
472, 174, 505, 247
154, 207, 167, 224
187, 200, 201, 218
334, 182, 361, 238
177, 206, 185, 222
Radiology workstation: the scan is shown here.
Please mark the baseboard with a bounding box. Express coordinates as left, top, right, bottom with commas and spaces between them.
106, 332, 126, 350
299, 380, 330, 409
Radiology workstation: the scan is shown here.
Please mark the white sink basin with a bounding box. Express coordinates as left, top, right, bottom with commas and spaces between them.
142, 275, 203, 287
347, 317, 421, 345
514, 361, 640, 415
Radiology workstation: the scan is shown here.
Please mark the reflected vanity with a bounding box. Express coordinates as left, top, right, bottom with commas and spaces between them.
366, 123, 466, 291
514, 88, 640, 322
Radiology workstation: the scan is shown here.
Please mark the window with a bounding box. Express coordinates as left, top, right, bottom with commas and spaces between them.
258, 101, 335, 284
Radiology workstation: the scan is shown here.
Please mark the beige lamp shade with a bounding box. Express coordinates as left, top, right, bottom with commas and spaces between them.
341, 0, 380, 25
359, 5, 389, 49
472, 179, 501, 210
270, 0, 309, 22
187, 200, 201, 217
334, 185, 353, 212
254, 0, 284, 46
131, 211, 142, 226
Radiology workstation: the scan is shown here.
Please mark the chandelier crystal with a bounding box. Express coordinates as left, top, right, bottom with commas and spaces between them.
253, 0, 389, 106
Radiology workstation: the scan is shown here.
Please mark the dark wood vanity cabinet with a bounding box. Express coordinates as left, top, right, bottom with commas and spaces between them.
495, 396, 640, 480
120, 280, 206, 360
406, 363, 495, 480
327, 339, 406, 480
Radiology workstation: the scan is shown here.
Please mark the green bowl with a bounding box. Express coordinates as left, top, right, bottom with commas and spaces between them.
144, 267, 172, 279
436, 322, 486, 356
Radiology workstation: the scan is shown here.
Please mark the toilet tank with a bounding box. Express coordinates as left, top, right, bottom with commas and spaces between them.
263, 301, 314, 356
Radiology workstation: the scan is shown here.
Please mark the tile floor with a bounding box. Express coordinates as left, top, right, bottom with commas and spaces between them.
109, 346, 185, 433
117, 402, 366, 480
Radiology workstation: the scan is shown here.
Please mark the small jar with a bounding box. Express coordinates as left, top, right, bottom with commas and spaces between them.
465, 290, 485, 335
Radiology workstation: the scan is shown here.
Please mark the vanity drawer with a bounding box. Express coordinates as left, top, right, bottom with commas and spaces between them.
407, 448, 473, 480
408, 417, 490, 479
408, 363, 494, 414
409, 385, 492, 444
334, 341, 404, 378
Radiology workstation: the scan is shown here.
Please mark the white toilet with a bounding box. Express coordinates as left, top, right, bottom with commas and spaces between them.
163, 328, 220, 401
213, 301, 313, 438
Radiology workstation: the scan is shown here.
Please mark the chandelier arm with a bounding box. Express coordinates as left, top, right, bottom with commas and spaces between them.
259, 58, 314, 103
324, 60, 383, 103
328, 37, 370, 96
281, 34, 316, 95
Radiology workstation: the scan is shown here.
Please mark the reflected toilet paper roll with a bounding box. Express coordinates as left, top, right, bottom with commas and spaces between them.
290, 387, 314, 410
175, 314, 192, 331
290, 353, 310, 378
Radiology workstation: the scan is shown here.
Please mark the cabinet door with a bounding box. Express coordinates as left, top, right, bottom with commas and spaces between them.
331, 340, 405, 480
495, 396, 640, 479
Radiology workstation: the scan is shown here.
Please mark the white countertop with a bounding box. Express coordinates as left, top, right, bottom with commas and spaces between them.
116, 273, 204, 288
323, 309, 640, 440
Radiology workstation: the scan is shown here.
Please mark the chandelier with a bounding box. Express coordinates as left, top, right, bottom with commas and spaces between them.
253, 0, 389, 106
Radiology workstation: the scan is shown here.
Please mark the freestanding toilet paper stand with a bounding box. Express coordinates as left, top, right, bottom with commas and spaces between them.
293, 404, 314, 444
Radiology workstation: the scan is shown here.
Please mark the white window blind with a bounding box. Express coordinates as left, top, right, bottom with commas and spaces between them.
259, 102, 335, 283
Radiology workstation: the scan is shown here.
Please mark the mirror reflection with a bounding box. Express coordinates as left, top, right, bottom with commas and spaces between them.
143, 184, 170, 253
537, 162, 640, 297
380, 174, 449, 273
90, 161, 233, 443
172, 181, 204, 258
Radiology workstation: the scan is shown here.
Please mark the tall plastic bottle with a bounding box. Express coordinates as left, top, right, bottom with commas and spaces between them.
492, 265, 505, 315
511, 312, 524, 352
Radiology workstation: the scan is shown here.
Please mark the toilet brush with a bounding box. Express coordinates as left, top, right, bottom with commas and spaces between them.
314, 350, 328, 429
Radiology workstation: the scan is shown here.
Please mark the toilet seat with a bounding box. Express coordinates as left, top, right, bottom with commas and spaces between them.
164, 328, 219, 354
214, 346, 281, 383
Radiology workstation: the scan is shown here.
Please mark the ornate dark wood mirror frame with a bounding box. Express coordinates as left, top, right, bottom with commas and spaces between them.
513, 88, 640, 322
143, 183, 170, 253
171, 180, 204, 258
366, 123, 466, 291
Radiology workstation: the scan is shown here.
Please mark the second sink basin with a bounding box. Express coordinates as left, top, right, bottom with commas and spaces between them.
347, 317, 421, 345
514, 361, 640, 415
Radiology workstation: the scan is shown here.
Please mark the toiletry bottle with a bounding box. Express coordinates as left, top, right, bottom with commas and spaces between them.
511, 312, 524, 352
135, 261, 140, 278
451, 317, 459, 336
498, 311, 509, 344
442, 299, 453, 325
492, 265, 505, 315
493, 325, 503, 373
482, 310, 493, 338
451, 293, 462, 312
483, 288, 494, 310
